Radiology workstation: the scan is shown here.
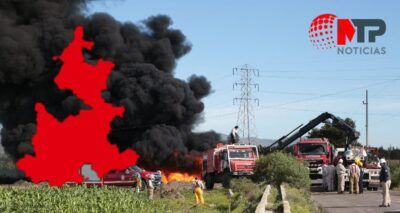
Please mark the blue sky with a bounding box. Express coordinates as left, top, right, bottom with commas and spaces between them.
86, 0, 400, 148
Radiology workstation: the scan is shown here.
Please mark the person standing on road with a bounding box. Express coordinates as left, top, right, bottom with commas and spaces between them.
349, 161, 360, 194
356, 159, 364, 194
322, 163, 328, 191
336, 159, 346, 194
193, 177, 205, 205
327, 164, 335, 192
229, 126, 239, 144
379, 158, 391, 207
147, 175, 155, 200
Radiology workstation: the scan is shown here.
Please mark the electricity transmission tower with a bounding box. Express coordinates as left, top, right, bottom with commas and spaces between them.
233, 64, 259, 145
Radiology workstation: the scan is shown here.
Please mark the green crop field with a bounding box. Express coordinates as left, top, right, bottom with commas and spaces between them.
0, 186, 168, 212
0, 178, 264, 212
0, 185, 232, 213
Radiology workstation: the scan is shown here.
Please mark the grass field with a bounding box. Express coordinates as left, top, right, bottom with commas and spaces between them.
0, 185, 232, 213
0, 178, 265, 212
284, 184, 321, 213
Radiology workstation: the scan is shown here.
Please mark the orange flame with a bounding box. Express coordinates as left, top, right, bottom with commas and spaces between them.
162, 172, 198, 183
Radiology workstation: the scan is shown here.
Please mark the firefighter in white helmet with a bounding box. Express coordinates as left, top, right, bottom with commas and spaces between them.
336, 158, 346, 194
379, 158, 391, 207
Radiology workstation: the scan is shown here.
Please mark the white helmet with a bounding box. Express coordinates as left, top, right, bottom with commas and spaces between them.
338, 159, 343, 164
380, 158, 386, 164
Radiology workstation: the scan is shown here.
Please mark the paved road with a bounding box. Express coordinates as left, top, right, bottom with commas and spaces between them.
312, 189, 400, 213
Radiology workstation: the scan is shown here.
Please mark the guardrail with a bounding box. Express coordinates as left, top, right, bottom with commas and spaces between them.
255, 184, 271, 213
280, 184, 291, 213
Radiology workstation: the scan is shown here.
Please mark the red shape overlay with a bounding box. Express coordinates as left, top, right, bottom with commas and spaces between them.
16, 26, 139, 186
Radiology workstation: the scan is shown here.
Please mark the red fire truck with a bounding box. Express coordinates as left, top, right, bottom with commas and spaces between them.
293, 138, 334, 179
202, 143, 259, 189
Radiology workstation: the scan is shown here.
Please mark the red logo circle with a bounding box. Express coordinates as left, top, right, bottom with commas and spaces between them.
309, 14, 337, 49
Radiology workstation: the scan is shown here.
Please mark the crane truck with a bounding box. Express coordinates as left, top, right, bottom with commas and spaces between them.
264, 112, 380, 189
265, 112, 359, 176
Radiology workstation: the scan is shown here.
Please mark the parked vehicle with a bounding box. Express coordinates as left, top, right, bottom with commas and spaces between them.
293, 138, 334, 179
339, 146, 380, 190
79, 164, 162, 189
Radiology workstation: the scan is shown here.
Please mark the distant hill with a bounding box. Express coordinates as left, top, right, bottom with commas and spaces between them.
219, 133, 275, 147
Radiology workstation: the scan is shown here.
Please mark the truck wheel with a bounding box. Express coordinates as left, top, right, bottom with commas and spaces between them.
222, 173, 231, 189
205, 174, 214, 190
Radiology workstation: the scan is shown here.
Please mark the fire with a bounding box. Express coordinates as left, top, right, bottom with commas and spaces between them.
162, 172, 199, 183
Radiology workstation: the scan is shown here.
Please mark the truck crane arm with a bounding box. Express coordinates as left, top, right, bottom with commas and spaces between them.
266, 112, 360, 151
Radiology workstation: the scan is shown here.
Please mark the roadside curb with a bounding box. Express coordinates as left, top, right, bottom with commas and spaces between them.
280, 184, 291, 213
255, 184, 271, 213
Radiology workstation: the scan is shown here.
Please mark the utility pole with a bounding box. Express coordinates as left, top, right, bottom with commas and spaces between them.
362, 90, 369, 147
233, 64, 259, 145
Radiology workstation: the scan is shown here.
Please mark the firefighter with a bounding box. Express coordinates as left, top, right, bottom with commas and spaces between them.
133, 173, 142, 193
229, 126, 239, 144
379, 158, 391, 207
322, 163, 328, 191
349, 161, 360, 194
336, 159, 346, 194
147, 175, 155, 200
355, 159, 364, 194
327, 164, 335, 192
193, 177, 205, 205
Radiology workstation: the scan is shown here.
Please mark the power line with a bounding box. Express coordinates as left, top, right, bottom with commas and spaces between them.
206, 78, 400, 119
258, 67, 400, 73
258, 79, 400, 111
259, 74, 399, 81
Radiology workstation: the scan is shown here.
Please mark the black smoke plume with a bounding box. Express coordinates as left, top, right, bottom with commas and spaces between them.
0, 0, 221, 173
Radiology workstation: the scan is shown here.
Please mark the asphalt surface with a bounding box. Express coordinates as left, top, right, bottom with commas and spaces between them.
311, 186, 400, 213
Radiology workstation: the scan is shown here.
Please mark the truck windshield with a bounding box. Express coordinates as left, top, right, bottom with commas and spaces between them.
299, 144, 326, 155
229, 150, 255, 159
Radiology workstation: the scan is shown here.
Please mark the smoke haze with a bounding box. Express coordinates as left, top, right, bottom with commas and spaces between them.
0, 0, 221, 173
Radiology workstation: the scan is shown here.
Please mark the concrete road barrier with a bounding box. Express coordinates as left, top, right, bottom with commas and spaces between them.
255, 184, 271, 213
280, 184, 291, 213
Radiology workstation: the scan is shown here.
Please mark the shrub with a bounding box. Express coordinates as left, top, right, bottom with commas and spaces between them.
388, 160, 400, 189
254, 152, 310, 189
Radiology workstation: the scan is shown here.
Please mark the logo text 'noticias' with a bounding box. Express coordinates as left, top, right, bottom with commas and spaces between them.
309, 14, 386, 55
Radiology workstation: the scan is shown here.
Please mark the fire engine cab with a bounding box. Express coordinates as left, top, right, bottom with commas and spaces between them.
202, 143, 259, 189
